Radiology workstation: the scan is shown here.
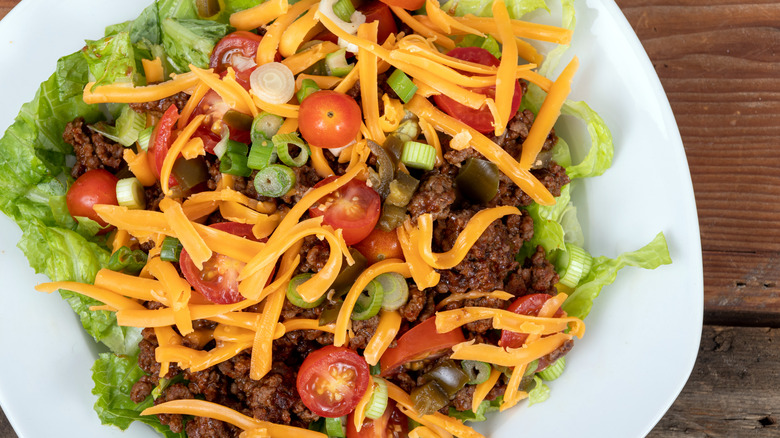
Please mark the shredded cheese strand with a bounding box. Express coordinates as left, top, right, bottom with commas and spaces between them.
471, 368, 501, 413
363, 310, 402, 366
82, 72, 198, 104
492, 0, 518, 136
160, 197, 212, 269
230, 0, 289, 30
160, 114, 206, 195
35, 281, 145, 310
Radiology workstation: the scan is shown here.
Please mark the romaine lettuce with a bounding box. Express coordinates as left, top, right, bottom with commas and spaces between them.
161, 18, 233, 72
83, 32, 141, 89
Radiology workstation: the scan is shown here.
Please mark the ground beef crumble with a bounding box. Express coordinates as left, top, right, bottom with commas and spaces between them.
63, 117, 124, 178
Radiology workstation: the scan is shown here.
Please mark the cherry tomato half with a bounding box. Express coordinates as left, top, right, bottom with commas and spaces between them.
209, 31, 264, 71
347, 401, 408, 438
297, 345, 371, 418
148, 104, 179, 186
352, 227, 404, 264
498, 293, 565, 349
65, 169, 118, 233
313, 1, 397, 46
180, 222, 261, 304
309, 177, 382, 245
298, 91, 362, 149
379, 0, 424, 11
379, 317, 466, 376
432, 47, 524, 134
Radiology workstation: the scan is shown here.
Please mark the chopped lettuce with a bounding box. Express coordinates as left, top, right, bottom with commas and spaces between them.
83, 32, 141, 88
448, 397, 503, 422
457, 35, 502, 59
105, 3, 161, 45
441, 0, 547, 19
161, 18, 233, 72
562, 232, 673, 320
562, 100, 614, 179
92, 353, 185, 437
527, 376, 550, 406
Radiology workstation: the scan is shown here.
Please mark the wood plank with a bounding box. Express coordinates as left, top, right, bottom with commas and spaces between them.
614, 0, 780, 317
649, 326, 780, 437
0, 0, 17, 19
0, 408, 16, 438
704, 250, 780, 326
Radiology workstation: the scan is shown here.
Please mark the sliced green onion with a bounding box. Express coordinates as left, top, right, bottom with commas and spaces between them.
248, 137, 278, 170
352, 279, 384, 320
213, 125, 231, 159
160, 237, 183, 262
286, 273, 325, 308
376, 272, 408, 311
251, 112, 285, 145
324, 416, 345, 437
387, 69, 418, 103
108, 246, 147, 275
370, 363, 381, 376
220, 140, 251, 175
523, 360, 539, 377
401, 141, 436, 170
461, 360, 491, 385
296, 78, 321, 103
538, 357, 566, 381
116, 177, 146, 210
137, 126, 153, 151
273, 132, 310, 167
223, 109, 254, 132
332, 0, 355, 23
365, 377, 389, 420
250, 62, 295, 104
114, 105, 147, 146
325, 48, 354, 77
225, 139, 249, 156
253, 164, 296, 197
555, 243, 593, 288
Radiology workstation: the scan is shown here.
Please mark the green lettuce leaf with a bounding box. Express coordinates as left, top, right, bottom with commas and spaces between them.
527, 375, 550, 406
448, 396, 503, 422
457, 35, 502, 59
562, 232, 673, 320
83, 32, 140, 88
562, 100, 614, 179
105, 3, 161, 45
161, 18, 233, 72
521, 183, 572, 257
440, 0, 547, 19
157, 0, 199, 20
92, 353, 185, 437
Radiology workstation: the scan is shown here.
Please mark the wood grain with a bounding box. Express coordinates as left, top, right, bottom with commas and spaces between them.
648, 326, 780, 437
614, 0, 780, 320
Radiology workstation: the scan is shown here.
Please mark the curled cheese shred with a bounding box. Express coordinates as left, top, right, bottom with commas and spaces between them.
417, 206, 521, 269
363, 310, 402, 366
435, 306, 585, 338
398, 221, 440, 290
450, 333, 573, 367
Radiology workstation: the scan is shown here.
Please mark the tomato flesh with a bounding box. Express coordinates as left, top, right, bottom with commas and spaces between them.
148, 104, 179, 187
432, 47, 524, 134
379, 317, 466, 376
309, 177, 382, 246
65, 169, 119, 233
353, 227, 404, 264
379, 0, 425, 11
499, 293, 565, 349
209, 31, 263, 71
347, 401, 407, 438
297, 345, 370, 418
298, 91, 362, 149
179, 222, 260, 304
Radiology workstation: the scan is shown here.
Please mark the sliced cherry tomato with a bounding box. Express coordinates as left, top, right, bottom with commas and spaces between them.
353, 227, 404, 264
209, 31, 264, 71
379, 317, 466, 376
191, 90, 252, 148
308, 177, 381, 245
148, 104, 179, 186
298, 90, 362, 149
379, 0, 424, 11
313, 1, 397, 46
360, 1, 398, 44
347, 401, 407, 438
498, 293, 565, 349
297, 345, 371, 418
432, 47, 524, 134
179, 222, 261, 304
65, 169, 118, 233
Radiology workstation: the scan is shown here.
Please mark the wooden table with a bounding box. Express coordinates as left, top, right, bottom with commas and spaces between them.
1, 0, 778, 437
